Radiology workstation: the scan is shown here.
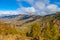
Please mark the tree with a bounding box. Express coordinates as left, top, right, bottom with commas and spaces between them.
43, 22, 52, 40
51, 23, 59, 40
27, 22, 42, 40
43, 21, 59, 40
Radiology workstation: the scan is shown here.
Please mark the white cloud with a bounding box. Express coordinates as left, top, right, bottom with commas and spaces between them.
20, 7, 35, 13
34, 2, 45, 10
16, 0, 50, 15
0, 11, 20, 16
0, 7, 36, 16
57, 8, 60, 11
23, 0, 49, 5
16, 0, 60, 15
47, 4, 58, 12
0, 0, 60, 16
45, 4, 60, 15
17, 7, 36, 15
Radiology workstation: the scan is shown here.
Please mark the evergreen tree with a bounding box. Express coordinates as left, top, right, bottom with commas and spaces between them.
27, 22, 42, 40
51, 23, 59, 40
44, 21, 59, 40
43, 22, 52, 40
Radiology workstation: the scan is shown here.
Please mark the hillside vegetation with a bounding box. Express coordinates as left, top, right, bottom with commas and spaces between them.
0, 12, 60, 40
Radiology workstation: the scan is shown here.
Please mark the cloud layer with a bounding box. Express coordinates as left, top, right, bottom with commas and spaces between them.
0, 0, 60, 16
16, 0, 60, 15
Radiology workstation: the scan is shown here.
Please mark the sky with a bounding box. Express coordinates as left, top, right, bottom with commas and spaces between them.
0, 0, 60, 15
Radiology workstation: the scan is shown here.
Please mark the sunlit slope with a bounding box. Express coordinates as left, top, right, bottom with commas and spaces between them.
0, 12, 60, 27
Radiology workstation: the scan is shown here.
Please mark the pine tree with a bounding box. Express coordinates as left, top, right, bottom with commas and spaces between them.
28, 22, 42, 40
44, 21, 59, 40
51, 23, 59, 40
43, 22, 52, 40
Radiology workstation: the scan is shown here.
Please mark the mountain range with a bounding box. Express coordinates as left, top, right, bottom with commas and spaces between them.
0, 12, 60, 40
0, 12, 60, 27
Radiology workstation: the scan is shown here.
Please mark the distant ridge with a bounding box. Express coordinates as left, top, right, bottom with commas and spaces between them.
0, 12, 60, 27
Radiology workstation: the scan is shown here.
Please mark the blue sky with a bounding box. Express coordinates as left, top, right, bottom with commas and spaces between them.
0, 0, 59, 10
0, 0, 60, 15
0, 0, 19, 10
0, 0, 32, 10
50, 0, 60, 7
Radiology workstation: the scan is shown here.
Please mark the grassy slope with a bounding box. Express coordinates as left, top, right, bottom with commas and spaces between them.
0, 12, 60, 40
